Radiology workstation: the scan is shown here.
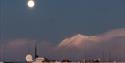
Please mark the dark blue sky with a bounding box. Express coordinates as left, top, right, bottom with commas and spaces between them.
0, 0, 125, 43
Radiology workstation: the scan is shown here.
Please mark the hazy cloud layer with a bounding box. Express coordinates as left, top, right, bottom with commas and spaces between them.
0, 28, 125, 61
58, 28, 125, 61
58, 28, 125, 48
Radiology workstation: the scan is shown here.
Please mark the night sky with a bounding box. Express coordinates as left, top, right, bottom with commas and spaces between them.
0, 0, 125, 61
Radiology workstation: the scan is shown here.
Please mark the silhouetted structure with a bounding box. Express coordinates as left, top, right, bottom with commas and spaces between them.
62, 59, 71, 62
35, 43, 38, 58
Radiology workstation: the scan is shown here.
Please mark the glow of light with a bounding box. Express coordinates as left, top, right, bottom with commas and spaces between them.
26, 54, 33, 62
27, 0, 35, 8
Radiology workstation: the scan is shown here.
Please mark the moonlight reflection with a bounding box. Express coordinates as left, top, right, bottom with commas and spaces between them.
27, 0, 35, 8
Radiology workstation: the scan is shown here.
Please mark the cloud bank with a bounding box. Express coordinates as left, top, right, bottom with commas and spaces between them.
57, 28, 125, 61
0, 28, 125, 61
58, 28, 125, 48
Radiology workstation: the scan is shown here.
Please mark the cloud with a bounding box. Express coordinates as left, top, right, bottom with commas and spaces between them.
0, 39, 57, 61
58, 28, 125, 48
0, 38, 36, 61
99, 28, 125, 41
0, 28, 125, 61
58, 34, 98, 49
57, 28, 125, 61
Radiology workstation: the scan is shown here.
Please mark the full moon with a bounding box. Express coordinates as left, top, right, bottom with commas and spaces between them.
27, 0, 35, 8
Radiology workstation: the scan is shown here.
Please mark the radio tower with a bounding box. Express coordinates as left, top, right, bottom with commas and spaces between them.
35, 42, 38, 58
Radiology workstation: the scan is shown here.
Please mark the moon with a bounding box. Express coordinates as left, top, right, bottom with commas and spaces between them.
27, 0, 35, 8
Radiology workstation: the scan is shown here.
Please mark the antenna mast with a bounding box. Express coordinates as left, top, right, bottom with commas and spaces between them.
35, 42, 38, 58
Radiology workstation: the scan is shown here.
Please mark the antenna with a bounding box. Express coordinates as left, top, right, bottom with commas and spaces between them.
35, 42, 38, 58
